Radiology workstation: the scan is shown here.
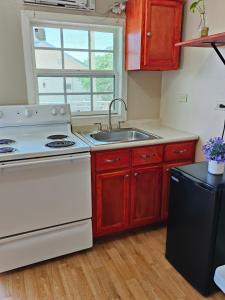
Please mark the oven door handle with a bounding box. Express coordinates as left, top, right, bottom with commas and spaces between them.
0, 153, 90, 169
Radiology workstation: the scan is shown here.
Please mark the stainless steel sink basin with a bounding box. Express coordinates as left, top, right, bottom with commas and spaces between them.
83, 128, 161, 145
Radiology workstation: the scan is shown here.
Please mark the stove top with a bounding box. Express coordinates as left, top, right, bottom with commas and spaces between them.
47, 135, 68, 140
0, 104, 90, 162
0, 147, 17, 154
46, 141, 76, 148
0, 139, 16, 145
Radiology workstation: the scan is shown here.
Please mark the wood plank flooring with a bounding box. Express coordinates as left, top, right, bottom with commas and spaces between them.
0, 226, 224, 300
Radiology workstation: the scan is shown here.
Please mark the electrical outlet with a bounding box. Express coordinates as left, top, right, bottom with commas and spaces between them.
176, 94, 188, 103
215, 102, 225, 110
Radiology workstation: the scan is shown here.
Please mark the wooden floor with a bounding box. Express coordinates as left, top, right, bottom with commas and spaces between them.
0, 226, 224, 300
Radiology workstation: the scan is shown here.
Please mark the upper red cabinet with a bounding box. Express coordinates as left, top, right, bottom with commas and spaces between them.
125, 0, 183, 71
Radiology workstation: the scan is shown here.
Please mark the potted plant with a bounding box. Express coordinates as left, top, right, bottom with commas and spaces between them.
203, 137, 225, 175
190, 0, 209, 37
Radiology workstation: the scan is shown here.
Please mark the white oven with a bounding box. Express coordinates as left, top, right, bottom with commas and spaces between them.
0, 104, 92, 272
0, 153, 91, 237
0, 152, 92, 272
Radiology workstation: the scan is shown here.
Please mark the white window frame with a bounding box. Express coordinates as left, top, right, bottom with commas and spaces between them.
21, 10, 127, 126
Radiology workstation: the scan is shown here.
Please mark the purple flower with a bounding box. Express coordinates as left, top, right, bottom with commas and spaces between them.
202, 137, 225, 162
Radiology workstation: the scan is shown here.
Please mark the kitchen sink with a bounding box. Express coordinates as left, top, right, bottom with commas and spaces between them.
83, 128, 161, 145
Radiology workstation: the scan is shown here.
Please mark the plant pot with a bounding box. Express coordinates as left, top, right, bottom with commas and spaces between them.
200, 26, 209, 37
208, 160, 225, 175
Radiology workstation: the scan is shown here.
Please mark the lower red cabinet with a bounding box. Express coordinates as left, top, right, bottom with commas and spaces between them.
131, 166, 161, 227
92, 141, 196, 237
161, 161, 192, 221
95, 170, 130, 235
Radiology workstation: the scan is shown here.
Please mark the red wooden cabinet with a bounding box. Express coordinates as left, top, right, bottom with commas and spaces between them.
132, 145, 163, 166
92, 141, 196, 237
95, 149, 130, 172
161, 161, 193, 221
126, 0, 183, 70
95, 170, 130, 235
164, 141, 196, 162
131, 166, 161, 227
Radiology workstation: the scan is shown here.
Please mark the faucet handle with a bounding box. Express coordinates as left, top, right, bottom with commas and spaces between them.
118, 121, 125, 129
94, 122, 102, 131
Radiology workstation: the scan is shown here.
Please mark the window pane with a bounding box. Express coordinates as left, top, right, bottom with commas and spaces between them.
38, 77, 64, 93
91, 32, 114, 50
39, 95, 65, 105
64, 51, 89, 70
93, 94, 114, 111
67, 95, 91, 112
63, 29, 88, 49
91, 52, 113, 70
66, 77, 91, 93
33, 27, 61, 48
35, 50, 62, 69
93, 77, 114, 93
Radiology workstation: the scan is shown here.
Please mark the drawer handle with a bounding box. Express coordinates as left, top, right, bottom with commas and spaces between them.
105, 158, 121, 163
173, 149, 187, 154
140, 153, 155, 159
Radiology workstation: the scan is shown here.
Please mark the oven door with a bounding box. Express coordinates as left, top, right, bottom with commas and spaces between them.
0, 153, 91, 238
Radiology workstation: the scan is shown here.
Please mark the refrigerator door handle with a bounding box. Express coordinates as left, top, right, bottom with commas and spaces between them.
171, 176, 180, 183
172, 170, 214, 192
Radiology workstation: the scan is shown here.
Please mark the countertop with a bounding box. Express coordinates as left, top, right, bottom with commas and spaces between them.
73, 120, 199, 152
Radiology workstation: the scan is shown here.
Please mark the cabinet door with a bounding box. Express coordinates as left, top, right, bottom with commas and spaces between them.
161, 161, 192, 221
164, 141, 196, 162
95, 170, 130, 236
131, 166, 161, 227
142, 0, 183, 70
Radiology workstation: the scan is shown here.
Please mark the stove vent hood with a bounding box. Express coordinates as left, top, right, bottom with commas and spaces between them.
23, 0, 95, 11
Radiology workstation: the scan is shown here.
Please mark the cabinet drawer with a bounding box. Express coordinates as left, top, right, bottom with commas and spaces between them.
132, 146, 163, 166
164, 142, 195, 162
95, 150, 130, 172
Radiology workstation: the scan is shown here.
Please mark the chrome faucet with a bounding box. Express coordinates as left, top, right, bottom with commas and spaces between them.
109, 98, 127, 130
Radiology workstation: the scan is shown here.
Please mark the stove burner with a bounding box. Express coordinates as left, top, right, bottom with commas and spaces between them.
0, 139, 16, 145
45, 141, 75, 148
0, 147, 16, 154
47, 135, 68, 140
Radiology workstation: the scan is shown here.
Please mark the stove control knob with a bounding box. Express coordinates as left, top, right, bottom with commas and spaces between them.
51, 108, 58, 116
0, 111, 3, 118
60, 107, 66, 115
24, 109, 33, 118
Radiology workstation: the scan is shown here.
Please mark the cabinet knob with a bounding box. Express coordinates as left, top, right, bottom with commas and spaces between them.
125, 174, 130, 178
174, 149, 187, 154
147, 32, 152, 37
141, 153, 155, 159
134, 172, 139, 177
105, 158, 120, 163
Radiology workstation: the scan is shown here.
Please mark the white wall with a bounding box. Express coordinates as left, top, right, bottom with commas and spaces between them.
0, 0, 27, 105
0, 0, 162, 121
161, 0, 225, 161
127, 71, 161, 120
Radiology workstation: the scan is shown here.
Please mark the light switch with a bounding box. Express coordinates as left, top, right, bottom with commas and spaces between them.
176, 94, 188, 103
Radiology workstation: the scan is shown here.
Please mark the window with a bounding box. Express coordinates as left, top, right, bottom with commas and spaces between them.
28, 19, 124, 118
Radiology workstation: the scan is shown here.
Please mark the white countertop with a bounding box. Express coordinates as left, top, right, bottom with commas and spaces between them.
74, 120, 199, 152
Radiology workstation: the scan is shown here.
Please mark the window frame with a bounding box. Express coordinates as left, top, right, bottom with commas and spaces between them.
21, 10, 127, 125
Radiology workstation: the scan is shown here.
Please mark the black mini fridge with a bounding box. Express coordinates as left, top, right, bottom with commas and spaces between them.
166, 162, 225, 296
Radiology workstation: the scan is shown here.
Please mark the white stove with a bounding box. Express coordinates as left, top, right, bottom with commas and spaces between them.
0, 105, 92, 273
0, 104, 89, 161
